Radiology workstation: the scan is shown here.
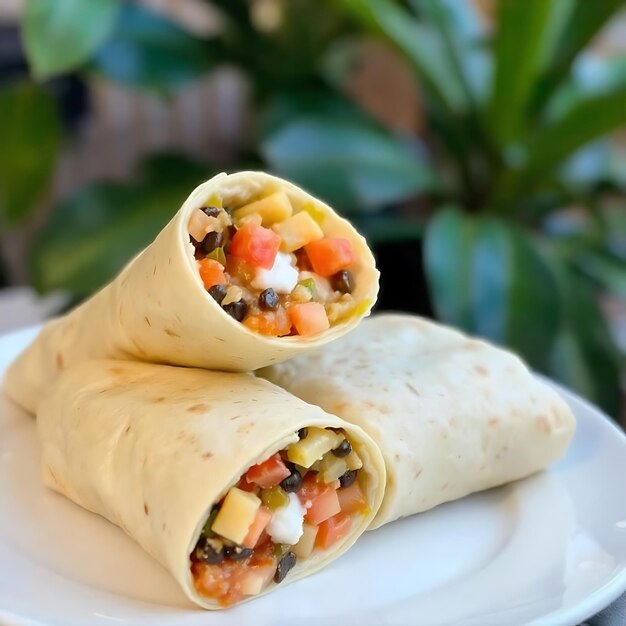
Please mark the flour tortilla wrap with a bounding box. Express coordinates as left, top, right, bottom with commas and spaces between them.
37, 360, 385, 609
260, 314, 575, 528
5, 171, 379, 414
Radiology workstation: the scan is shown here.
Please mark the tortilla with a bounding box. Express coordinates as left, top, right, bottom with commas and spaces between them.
36, 360, 385, 609
5, 171, 379, 414
259, 314, 576, 528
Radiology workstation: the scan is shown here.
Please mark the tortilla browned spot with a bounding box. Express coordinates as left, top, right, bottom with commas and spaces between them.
187, 404, 208, 414
144, 503, 149, 515
165, 329, 180, 338
536, 416, 551, 434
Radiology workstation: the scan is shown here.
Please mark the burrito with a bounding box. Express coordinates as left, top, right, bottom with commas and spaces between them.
260, 314, 576, 528
6, 171, 379, 414
37, 360, 385, 608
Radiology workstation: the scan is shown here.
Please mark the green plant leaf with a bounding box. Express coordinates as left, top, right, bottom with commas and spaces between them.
29, 154, 208, 296
0, 83, 61, 225
548, 266, 622, 417
91, 2, 218, 91
410, 0, 489, 104
574, 249, 626, 299
530, 0, 624, 116
23, 0, 120, 79
424, 208, 561, 370
488, 0, 553, 145
334, 0, 466, 115
496, 84, 626, 204
262, 116, 436, 212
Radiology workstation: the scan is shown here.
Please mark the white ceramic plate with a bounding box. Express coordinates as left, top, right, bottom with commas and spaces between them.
1, 326, 626, 626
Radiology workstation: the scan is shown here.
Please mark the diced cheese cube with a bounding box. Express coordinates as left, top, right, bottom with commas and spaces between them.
319, 454, 349, 484
293, 522, 319, 558
345, 451, 363, 471
234, 191, 293, 226
273, 211, 324, 253
287, 427, 343, 468
211, 487, 261, 544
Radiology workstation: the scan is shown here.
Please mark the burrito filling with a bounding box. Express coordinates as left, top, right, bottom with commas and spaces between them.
188, 191, 361, 337
190, 427, 369, 606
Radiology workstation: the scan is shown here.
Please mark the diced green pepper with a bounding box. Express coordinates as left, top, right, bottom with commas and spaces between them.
201, 505, 220, 537
261, 486, 290, 510
207, 246, 226, 266
273, 543, 290, 558
298, 278, 317, 299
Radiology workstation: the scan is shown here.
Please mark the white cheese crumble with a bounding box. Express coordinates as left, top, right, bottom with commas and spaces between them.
251, 252, 298, 294
267, 493, 305, 545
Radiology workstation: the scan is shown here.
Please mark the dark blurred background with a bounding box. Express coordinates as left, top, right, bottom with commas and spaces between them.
0, 0, 625, 419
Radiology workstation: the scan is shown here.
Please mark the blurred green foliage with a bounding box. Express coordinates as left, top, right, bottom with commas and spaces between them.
0, 0, 624, 415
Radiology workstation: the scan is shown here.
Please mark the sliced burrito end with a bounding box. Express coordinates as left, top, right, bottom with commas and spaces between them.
36, 361, 385, 609
185, 174, 378, 339
189, 426, 374, 607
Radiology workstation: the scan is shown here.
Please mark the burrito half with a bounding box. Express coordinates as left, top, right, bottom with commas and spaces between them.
6, 171, 379, 414
37, 360, 385, 608
260, 314, 576, 528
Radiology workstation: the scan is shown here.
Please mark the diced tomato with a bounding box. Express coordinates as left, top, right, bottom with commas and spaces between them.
192, 542, 276, 607
198, 258, 226, 289
299, 474, 341, 524
237, 479, 258, 494
254, 529, 271, 549
242, 506, 272, 549
243, 309, 292, 336
304, 237, 355, 277
336, 481, 367, 515
288, 302, 329, 337
315, 512, 352, 550
230, 223, 281, 270
244, 453, 291, 489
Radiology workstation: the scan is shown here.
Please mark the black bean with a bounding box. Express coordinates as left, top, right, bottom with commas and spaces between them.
298, 427, 308, 440
202, 230, 224, 254
223, 300, 248, 322
193, 243, 205, 260
224, 545, 253, 561
280, 467, 302, 493
258, 288, 279, 311
274, 551, 296, 584
194, 536, 225, 564
208, 284, 227, 304
339, 469, 357, 488
331, 270, 354, 294
332, 439, 352, 458
227, 225, 237, 239
201, 206, 221, 218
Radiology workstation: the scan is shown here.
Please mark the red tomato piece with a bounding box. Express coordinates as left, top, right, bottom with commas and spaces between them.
242, 506, 272, 549
288, 302, 329, 337
315, 513, 352, 550
243, 309, 292, 336
198, 258, 227, 289
299, 475, 341, 524
336, 481, 367, 515
244, 453, 291, 489
304, 237, 355, 276
230, 223, 281, 270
